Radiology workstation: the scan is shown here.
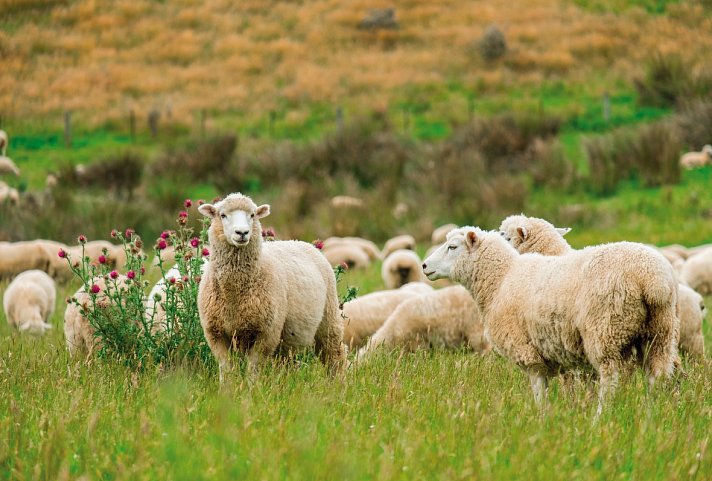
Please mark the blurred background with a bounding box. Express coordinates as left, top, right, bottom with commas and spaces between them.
1, 0, 712, 246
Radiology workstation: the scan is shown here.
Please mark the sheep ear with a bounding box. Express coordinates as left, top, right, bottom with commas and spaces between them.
556, 227, 572, 236
517, 227, 528, 240
255, 204, 271, 219
465, 230, 478, 249
198, 204, 217, 218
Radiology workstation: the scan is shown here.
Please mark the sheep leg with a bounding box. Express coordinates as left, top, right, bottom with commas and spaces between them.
315, 296, 347, 376
245, 331, 282, 378
595, 362, 620, 419
204, 325, 233, 384
528, 372, 549, 407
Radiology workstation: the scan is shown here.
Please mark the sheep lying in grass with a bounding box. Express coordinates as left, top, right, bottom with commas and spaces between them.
680, 145, 712, 169
198, 193, 346, 381
500, 214, 701, 360
381, 249, 427, 289
322, 236, 381, 260
341, 282, 433, 348
382, 234, 416, 258
322, 243, 370, 269
423, 226, 678, 415
3, 270, 56, 336
0, 181, 19, 204
677, 284, 706, 358
356, 286, 489, 361
431, 223, 458, 246
0, 156, 19, 177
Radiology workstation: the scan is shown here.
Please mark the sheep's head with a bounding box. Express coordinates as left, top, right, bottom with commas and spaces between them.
384, 250, 421, 287
199, 193, 270, 248
423, 227, 478, 281
703, 145, 712, 159
18, 320, 53, 337
498, 214, 570, 254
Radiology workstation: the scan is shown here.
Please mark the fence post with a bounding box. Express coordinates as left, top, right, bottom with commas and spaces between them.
335, 106, 344, 133
129, 109, 136, 143
268, 110, 276, 137
402, 107, 410, 132
468, 96, 474, 122
603, 92, 611, 124
63, 111, 72, 148
148, 110, 160, 138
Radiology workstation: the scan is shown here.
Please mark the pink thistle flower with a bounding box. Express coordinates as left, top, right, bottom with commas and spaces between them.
169, 277, 176, 284
110, 229, 118, 238
58, 249, 67, 258
140, 267, 146, 275
134, 239, 143, 249
212, 196, 222, 203
126, 270, 136, 280
110, 270, 119, 279
160, 231, 170, 239
190, 237, 200, 248
125, 228, 134, 239
194, 275, 202, 283
90, 284, 101, 294
98, 255, 107, 264
340, 261, 349, 271
78, 234, 87, 244
182, 275, 189, 283
197, 199, 205, 206
179, 211, 188, 218
202, 247, 210, 257
184, 199, 192, 208
313, 240, 324, 250
157, 239, 167, 250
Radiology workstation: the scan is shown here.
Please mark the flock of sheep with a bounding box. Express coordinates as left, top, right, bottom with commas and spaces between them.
1, 187, 709, 414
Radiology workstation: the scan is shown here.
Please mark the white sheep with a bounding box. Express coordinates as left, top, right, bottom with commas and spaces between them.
322, 236, 381, 260
0, 156, 20, 177
340, 282, 433, 348
356, 286, 489, 361
3, 270, 56, 335
198, 193, 346, 381
152, 244, 176, 267
330, 195, 364, 209
0, 241, 54, 279
145, 261, 208, 332
423, 227, 678, 415
0, 181, 19, 205
680, 249, 712, 294
677, 284, 706, 358
659, 244, 689, 260
680, 145, 712, 169
382, 234, 416, 258
381, 249, 427, 289
0, 130, 7, 156
330, 195, 364, 236
431, 223, 458, 246
321, 243, 371, 269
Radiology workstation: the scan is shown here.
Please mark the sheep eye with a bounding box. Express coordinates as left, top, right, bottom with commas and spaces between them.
447, 245, 457, 251
220, 214, 227, 219
251, 214, 255, 218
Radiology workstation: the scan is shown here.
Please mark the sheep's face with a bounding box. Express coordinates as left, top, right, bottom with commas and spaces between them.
498, 215, 570, 253
199, 196, 270, 248
422, 227, 474, 280
19, 321, 52, 337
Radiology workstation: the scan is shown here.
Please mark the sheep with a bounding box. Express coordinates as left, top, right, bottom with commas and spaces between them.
355, 286, 489, 361
680, 145, 712, 169
0, 156, 20, 177
330, 195, 364, 209
152, 244, 176, 267
423, 226, 678, 415
0, 181, 19, 205
0, 241, 53, 279
330, 195, 364, 236
500, 214, 700, 360
381, 249, 427, 289
3, 270, 56, 335
677, 284, 706, 358
382, 234, 416, 258
659, 244, 689, 260
431, 223, 458, 246
321, 243, 371, 269
341, 282, 434, 348
322, 236, 381, 260
64, 275, 130, 356
145, 261, 208, 332
197, 193, 346, 381
0, 130, 7, 156
43, 240, 127, 282
686, 243, 712, 258
680, 249, 712, 294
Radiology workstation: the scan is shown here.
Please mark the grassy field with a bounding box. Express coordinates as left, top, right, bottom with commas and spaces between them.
1, 258, 710, 481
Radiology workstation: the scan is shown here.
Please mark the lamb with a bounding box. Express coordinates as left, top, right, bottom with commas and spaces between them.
197, 193, 346, 381
0, 156, 20, 177
500, 214, 700, 360
680, 145, 712, 169
431, 223, 458, 246
677, 284, 706, 358
355, 286, 489, 361
321, 243, 371, 269
322, 236, 381, 260
64, 275, 130, 356
341, 282, 433, 348
382, 234, 416, 258
0, 130, 7, 156
423, 226, 678, 415
680, 249, 712, 294
3, 270, 56, 335
381, 249, 427, 289
0, 181, 19, 204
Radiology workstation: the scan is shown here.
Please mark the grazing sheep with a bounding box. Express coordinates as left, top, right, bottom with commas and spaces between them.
680, 145, 712, 169
0, 181, 19, 205
0, 130, 7, 156
423, 227, 678, 414
321, 243, 371, 269
64, 275, 130, 356
686, 243, 712, 258
659, 244, 689, 260
341, 282, 433, 348
356, 286, 489, 361
145, 262, 208, 332
382, 234, 416, 258
381, 249, 427, 289
0, 241, 53, 279
680, 249, 712, 294
152, 244, 176, 267
431, 223, 458, 246
0, 156, 20, 177
198, 193, 346, 381
677, 284, 706, 358
322, 237, 381, 260
330, 195, 364, 209
42, 240, 126, 282
3, 270, 56, 335
330, 195, 364, 236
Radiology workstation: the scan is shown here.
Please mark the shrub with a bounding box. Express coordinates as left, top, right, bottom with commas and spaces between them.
675, 99, 712, 149
61, 152, 144, 200
62, 208, 212, 368
629, 121, 682, 187
584, 131, 634, 195
479, 25, 507, 62
526, 138, 577, 190
631, 53, 712, 108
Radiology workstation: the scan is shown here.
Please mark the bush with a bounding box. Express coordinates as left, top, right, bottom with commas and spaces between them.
526, 138, 577, 190
62, 210, 212, 368
633, 53, 712, 108
61, 152, 144, 200
479, 25, 507, 62
675, 99, 712, 149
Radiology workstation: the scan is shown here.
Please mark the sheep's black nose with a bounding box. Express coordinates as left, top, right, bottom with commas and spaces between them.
422, 263, 427, 270
235, 230, 249, 237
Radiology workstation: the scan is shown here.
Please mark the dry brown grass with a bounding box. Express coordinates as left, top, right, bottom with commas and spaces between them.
2, 0, 712, 126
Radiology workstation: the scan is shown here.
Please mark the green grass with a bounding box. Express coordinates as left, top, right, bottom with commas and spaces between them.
1, 264, 710, 481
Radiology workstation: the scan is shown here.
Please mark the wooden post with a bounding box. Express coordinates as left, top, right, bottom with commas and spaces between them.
148, 110, 160, 138
468, 96, 474, 122
336, 106, 344, 133
268, 110, 276, 137
129, 109, 136, 143
63, 111, 72, 148
402, 107, 410, 131
200, 109, 207, 139
603, 92, 611, 124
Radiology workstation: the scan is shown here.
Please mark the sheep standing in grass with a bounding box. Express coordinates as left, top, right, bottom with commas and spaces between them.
3, 270, 56, 335
381, 249, 428, 289
382, 234, 416, 258
0, 241, 53, 279
680, 249, 712, 294
356, 286, 489, 361
321, 244, 371, 269
431, 223, 458, 246
341, 282, 433, 348
423, 226, 678, 414
677, 284, 706, 358
680, 145, 712, 169
198, 193, 346, 381
322, 237, 381, 260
